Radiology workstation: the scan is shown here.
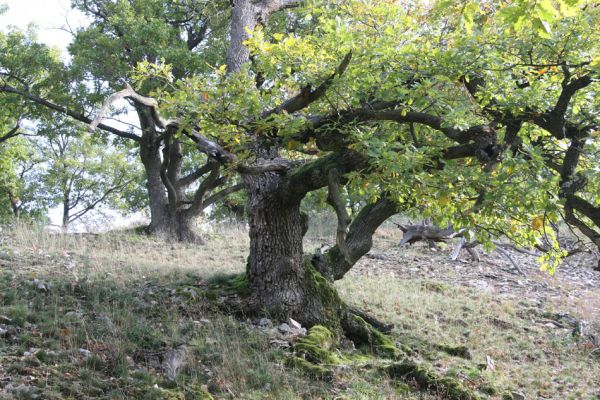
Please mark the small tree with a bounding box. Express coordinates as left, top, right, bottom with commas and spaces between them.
33, 121, 140, 231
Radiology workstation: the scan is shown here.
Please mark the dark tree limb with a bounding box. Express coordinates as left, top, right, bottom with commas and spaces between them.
0, 84, 140, 141
178, 161, 215, 187
326, 169, 352, 264
262, 51, 352, 119
314, 198, 398, 281
201, 183, 244, 209
0, 124, 20, 144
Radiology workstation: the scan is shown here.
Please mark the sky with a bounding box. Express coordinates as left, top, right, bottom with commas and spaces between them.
0, 0, 89, 56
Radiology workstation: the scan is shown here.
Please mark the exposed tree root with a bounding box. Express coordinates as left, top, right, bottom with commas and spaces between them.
288, 325, 482, 399
382, 360, 481, 400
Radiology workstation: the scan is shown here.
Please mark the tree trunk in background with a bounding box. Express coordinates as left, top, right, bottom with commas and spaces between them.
137, 108, 204, 244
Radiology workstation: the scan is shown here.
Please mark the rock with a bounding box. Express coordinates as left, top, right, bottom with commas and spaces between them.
511, 391, 526, 400
79, 348, 92, 357
268, 338, 290, 348
162, 345, 189, 380
258, 317, 272, 328
288, 318, 302, 330
486, 355, 496, 371
32, 279, 49, 293
65, 311, 84, 319
468, 279, 494, 294
95, 314, 116, 334
277, 323, 292, 334
0, 315, 12, 324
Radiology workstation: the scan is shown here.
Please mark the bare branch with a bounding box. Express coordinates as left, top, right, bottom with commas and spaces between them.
201, 183, 244, 209
0, 124, 21, 144
90, 83, 174, 131
554, 73, 593, 118
178, 161, 214, 187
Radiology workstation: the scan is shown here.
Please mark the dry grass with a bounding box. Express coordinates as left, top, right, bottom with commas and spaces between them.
1, 221, 599, 399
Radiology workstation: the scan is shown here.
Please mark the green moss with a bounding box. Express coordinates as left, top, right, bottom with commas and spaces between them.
294, 325, 340, 364
348, 315, 402, 359
303, 260, 346, 333
436, 344, 473, 359
422, 281, 449, 293
206, 273, 250, 297
385, 360, 481, 400
189, 385, 215, 400
285, 356, 334, 380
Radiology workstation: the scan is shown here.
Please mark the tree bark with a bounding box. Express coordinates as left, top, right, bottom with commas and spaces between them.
137, 108, 204, 244
243, 168, 348, 328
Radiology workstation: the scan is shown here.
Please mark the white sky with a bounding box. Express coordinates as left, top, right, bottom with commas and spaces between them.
0, 0, 89, 56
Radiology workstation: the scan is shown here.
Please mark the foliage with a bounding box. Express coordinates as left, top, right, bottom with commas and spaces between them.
132, 0, 598, 269
31, 120, 143, 228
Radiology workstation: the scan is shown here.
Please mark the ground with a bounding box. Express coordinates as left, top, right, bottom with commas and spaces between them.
0, 221, 599, 399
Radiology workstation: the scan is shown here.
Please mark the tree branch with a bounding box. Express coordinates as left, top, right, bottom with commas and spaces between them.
0, 124, 21, 144
178, 161, 214, 187
201, 183, 244, 209
0, 84, 140, 141
327, 169, 352, 264
261, 51, 352, 119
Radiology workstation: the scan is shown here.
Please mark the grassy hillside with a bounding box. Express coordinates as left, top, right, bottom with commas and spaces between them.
0, 223, 599, 399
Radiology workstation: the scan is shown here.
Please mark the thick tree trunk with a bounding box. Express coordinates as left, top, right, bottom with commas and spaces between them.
244, 172, 345, 328
61, 193, 70, 232
8, 193, 20, 218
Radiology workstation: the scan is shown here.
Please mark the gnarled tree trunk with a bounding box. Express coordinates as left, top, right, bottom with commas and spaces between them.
137, 108, 207, 244
244, 171, 344, 327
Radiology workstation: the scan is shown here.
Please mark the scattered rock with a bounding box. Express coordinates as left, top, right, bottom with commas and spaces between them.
32, 279, 49, 293
0, 315, 12, 324
258, 317, 272, 328
65, 311, 84, 319
95, 314, 116, 334
79, 348, 92, 357
289, 318, 302, 330
277, 323, 292, 334
486, 355, 496, 371
269, 338, 290, 348
468, 279, 494, 294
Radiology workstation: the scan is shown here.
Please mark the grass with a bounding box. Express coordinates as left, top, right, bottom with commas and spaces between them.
0, 221, 599, 399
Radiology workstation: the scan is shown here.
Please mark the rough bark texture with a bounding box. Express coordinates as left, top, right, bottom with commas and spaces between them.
314, 198, 398, 281
137, 108, 209, 244
243, 169, 345, 327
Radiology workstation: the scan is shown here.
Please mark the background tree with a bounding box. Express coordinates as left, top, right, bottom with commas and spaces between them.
0, 1, 242, 242
0, 136, 38, 220
31, 120, 140, 231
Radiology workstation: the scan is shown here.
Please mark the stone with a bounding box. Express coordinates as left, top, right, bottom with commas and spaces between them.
288, 318, 302, 330
79, 348, 92, 357
96, 314, 116, 334
277, 323, 292, 334
258, 317, 272, 328
511, 391, 526, 400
